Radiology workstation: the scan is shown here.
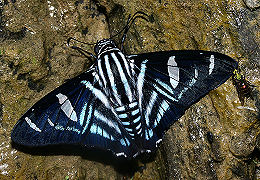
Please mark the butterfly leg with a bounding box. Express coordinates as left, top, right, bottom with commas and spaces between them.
67, 37, 96, 59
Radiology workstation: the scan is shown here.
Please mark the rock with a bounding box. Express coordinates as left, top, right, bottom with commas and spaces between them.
230, 132, 256, 158
243, 0, 260, 10
256, 133, 260, 150
0, 101, 2, 123
230, 121, 260, 158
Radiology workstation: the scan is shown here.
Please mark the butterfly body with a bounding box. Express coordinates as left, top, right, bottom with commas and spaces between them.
94, 39, 144, 141
11, 37, 238, 159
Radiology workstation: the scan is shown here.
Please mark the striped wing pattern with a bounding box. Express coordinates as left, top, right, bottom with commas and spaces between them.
11, 70, 139, 157
11, 40, 238, 159
128, 50, 237, 152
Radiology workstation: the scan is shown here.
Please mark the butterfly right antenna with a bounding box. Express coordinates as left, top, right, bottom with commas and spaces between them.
121, 11, 149, 50
107, 11, 149, 50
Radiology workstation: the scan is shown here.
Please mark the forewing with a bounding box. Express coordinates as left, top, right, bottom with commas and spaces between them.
11, 69, 138, 158
129, 50, 238, 151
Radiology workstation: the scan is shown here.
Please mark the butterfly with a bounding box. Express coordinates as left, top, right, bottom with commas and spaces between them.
11, 12, 238, 159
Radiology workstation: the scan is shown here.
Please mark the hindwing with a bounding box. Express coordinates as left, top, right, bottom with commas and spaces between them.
128, 50, 238, 151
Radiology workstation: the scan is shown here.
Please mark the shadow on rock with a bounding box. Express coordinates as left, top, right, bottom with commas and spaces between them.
11, 141, 156, 176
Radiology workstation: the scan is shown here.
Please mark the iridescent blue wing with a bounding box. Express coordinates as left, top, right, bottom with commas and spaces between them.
128, 50, 238, 151
12, 49, 238, 158
11, 68, 138, 158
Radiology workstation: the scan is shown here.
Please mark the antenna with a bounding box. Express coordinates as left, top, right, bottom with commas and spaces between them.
67, 11, 150, 57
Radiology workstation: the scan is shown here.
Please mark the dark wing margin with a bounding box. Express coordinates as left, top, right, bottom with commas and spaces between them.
128, 50, 238, 151
11, 70, 139, 158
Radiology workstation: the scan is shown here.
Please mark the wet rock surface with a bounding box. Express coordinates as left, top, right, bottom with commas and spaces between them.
243, 0, 260, 10
0, 0, 259, 179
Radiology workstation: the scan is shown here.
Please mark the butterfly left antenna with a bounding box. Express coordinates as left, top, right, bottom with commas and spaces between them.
67, 37, 96, 59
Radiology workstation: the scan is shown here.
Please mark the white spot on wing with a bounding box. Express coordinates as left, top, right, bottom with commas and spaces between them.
55, 124, 64, 131
61, 99, 78, 122
195, 68, 198, 78
156, 139, 162, 147
97, 126, 103, 136
209, 55, 214, 75
145, 129, 154, 140
56, 93, 67, 104
66, 126, 80, 134
137, 127, 142, 134
125, 127, 133, 132
129, 59, 135, 75
168, 56, 179, 88
25, 117, 42, 132
56, 93, 78, 122
102, 128, 111, 139
48, 118, 54, 127
116, 152, 127, 157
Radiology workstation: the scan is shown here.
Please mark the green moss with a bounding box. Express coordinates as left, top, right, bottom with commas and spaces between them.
0, 48, 5, 55
32, 57, 37, 65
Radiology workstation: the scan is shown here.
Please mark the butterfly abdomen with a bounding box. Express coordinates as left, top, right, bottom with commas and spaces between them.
115, 101, 143, 139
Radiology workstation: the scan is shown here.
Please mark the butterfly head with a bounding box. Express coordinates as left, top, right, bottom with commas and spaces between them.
94, 39, 117, 55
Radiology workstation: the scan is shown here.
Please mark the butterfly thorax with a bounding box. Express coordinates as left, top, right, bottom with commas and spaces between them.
95, 39, 143, 139
94, 39, 117, 55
